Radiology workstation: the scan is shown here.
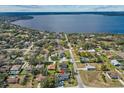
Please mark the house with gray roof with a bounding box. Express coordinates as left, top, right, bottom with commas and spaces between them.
9, 65, 22, 75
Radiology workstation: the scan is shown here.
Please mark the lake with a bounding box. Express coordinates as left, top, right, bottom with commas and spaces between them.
12, 14, 124, 33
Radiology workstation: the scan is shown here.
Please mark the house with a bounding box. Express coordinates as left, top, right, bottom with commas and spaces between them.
70, 59, 74, 63
36, 64, 44, 69
7, 76, 19, 84
89, 34, 95, 38
111, 60, 121, 66
57, 73, 69, 81
9, 65, 22, 75
108, 72, 119, 79
15, 57, 24, 65
25, 65, 32, 72
60, 52, 65, 58
78, 47, 84, 52
80, 57, 89, 63
88, 49, 96, 53
85, 38, 89, 41
24, 41, 31, 48
57, 81, 64, 87
61, 57, 67, 62
0, 65, 11, 73
59, 63, 68, 70
47, 64, 55, 70
36, 74, 46, 82
84, 64, 96, 71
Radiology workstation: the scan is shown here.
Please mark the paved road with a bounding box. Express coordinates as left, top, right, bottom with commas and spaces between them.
65, 34, 86, 88
22, 42, 34, 69
24, 42, 34, 55
118, 78, 124, 86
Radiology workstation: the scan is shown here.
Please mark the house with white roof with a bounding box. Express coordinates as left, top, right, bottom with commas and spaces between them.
111, 60, 121, 66
83, 64, 96, 71
88, 49, 95, 53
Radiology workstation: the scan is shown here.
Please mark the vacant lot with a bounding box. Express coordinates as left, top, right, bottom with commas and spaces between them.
79, 71, 123, 87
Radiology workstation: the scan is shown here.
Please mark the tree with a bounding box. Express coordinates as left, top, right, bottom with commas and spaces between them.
41, 77, 56, 88
42, 65, 48, 76
55, 62, 58, 72
71, 67, 75, 79
36, 54, 44, 64
101, 65, 109, 71
51, 56, 58, 61
102, 74, 107, 83
31, 67, 40, 76
83, 42, 96, 50
97, 56, 103, 63
21, 75, 29, 85
0, 73, 8, 88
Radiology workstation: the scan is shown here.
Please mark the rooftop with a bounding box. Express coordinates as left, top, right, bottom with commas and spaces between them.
10, 65, 22, 71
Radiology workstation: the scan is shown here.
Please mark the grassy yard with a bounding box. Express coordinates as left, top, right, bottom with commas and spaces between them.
48, 70, 56, 75
20, 69, 27, 75
72, 50, 80, 62
79, 71, 123, 87
76, 62, 86, 68
64, 50, 70, 59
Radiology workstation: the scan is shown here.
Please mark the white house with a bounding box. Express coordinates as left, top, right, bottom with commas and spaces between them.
111, 60, 121, 66
83, 64, 96, 71
86, 65, 96, 70
88, 49, 95, 53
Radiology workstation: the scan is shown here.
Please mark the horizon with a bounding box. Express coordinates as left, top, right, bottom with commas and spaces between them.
0, 5, 124, 12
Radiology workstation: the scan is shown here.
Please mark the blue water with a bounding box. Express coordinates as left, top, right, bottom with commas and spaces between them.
12, 14, 124, 33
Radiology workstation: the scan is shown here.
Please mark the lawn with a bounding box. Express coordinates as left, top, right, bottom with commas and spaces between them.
20, 69, 27, 75
48, 70, 56, 75
64, 50, 70, 59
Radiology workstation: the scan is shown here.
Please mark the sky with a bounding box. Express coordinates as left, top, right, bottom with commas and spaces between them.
0, 5, 124, 12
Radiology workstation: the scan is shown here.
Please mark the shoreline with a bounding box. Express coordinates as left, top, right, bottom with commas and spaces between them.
1, 14, 124, 34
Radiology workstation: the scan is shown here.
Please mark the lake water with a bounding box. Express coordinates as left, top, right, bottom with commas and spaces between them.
12, 14, 124, 33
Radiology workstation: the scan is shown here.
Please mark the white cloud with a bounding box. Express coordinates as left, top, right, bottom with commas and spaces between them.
0, 5, 124, 12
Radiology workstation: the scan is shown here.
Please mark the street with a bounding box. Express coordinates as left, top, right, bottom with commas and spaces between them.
22, 42, 34, 69
65, 33, 86, 88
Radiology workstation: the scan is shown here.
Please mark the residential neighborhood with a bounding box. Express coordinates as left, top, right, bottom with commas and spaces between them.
1, 15, 124, 88
0, 15, 77, 88
68, 33, 124, 87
